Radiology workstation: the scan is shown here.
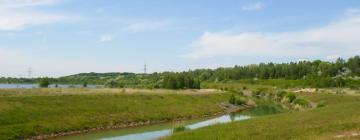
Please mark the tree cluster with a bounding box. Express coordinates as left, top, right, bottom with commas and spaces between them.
162, 73, 201, 89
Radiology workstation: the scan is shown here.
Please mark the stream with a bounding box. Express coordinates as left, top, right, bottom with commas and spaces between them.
52, 113, 251, 140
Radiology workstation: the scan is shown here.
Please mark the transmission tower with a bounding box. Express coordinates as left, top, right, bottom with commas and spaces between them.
27, 67, 32, 78
144, 64, 147, 74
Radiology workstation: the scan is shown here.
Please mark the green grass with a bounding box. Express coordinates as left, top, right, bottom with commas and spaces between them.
166, 93, 360, 140
0, 89, 229, 140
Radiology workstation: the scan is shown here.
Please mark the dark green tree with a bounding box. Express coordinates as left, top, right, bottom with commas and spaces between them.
39, 77, 50, 88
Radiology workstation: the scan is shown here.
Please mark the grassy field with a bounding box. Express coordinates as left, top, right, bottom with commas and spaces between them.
166, 91, 360, 140
0, 88, 229, 140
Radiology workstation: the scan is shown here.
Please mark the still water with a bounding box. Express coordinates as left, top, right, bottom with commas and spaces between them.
0, 84, 101, 89
53, 113, 251, 140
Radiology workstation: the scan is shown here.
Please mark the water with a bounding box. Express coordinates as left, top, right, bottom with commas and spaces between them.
0, 84, 101, 89
0, 84, 37, 89
53, 113, 251, 140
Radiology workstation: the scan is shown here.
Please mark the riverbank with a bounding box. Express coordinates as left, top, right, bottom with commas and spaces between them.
165, 91, 360, 140
41, 105, 253, 140
0, 88, 231, 140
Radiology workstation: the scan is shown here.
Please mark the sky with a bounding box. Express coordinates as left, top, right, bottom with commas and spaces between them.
0, 0, 360, 77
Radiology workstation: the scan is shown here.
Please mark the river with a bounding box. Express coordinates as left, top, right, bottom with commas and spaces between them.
52, 113, 251, 140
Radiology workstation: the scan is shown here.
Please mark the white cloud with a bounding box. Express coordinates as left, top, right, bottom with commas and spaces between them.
183, 11, 360, 59
0, 0, 58, 8
345, 8, 360, 16
125, 21, 171, 32
326, 55, 341, 60
0, 9, 67, 31
99, 34, 114, 42
242, 2, 265, 11
0, 0, 68, 31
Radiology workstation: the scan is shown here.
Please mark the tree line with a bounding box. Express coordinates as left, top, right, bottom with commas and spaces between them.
1, 56, 359, 89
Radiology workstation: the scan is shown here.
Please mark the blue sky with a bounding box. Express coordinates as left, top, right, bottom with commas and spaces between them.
0, 0, 360, 77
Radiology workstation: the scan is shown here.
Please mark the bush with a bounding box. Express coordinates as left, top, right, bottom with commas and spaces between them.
39, 77, 50, 88
235, 97, 247, 105
105, 80, 122, 88
234, 90, 244, 96
173, 125, 187, 133
293, 98, 310, 107
229, 94, 247, 105
253, 90, 262, 98
83, 82, 87, 88
276, 91, 287, 98
285, 93, 297, 103
229, 94, 236, 105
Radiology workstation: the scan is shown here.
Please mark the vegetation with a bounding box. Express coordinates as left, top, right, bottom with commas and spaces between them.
293, 98, 310, 107
172, 125, 188, 133
38, 77, 50, 88
228, 94, 247, 106
0, 89, 229, 140
166, 93, 360, 140
285, 92, 296, 103
0, 56, 359, 139
163, 73, 201, 89
1, 56, 359, 89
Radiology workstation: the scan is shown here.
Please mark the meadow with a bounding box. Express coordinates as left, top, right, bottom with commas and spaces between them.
0, 88, 229, 140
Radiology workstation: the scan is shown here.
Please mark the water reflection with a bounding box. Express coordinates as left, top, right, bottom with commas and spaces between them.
55, 113, 251, 140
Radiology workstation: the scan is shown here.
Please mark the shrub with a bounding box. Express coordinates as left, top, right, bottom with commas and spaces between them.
236, 90, 244, 96
39, 77, 50, 88
285, 93, 297, 103
105, 80, 119, 88
83, 82, 87, 88
276, 91, 287, 98
235, 97, 247, 105
293, 98, 310, 107
253, 90, 262, 98
229, 94, 236, 105
229, 94, 247, 105
173, 125, 187, 133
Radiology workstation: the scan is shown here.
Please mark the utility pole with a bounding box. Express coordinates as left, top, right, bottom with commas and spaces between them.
144, 64, 147, 74
27, 67, 32, 78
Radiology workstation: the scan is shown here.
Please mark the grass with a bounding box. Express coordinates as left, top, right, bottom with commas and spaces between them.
0, 88, 229, 140
166, 92, 360, 140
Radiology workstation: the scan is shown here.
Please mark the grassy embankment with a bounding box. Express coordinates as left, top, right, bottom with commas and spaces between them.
166, 90, 360, 140
203, 78, 360, 89
0, 88, 230, 140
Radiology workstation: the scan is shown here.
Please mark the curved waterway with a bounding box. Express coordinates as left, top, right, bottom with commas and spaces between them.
52, 113, 251, 140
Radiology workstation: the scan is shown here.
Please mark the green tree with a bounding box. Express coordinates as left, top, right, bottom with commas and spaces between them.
39, 77, 50, 88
